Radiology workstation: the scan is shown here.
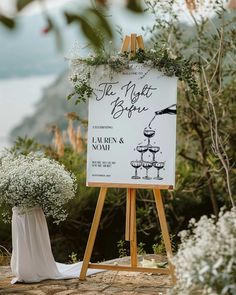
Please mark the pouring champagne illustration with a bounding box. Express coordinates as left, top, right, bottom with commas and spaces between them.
148, 103, 177, 128
130, 104, 176, 180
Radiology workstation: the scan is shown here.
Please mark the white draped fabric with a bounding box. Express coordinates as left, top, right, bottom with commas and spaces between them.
11, 207, 102, 284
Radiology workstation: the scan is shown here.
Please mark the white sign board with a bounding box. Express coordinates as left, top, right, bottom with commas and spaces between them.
86, 63, 177, 188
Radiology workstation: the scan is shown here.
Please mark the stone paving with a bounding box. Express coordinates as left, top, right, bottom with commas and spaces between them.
0, 255, 172, 295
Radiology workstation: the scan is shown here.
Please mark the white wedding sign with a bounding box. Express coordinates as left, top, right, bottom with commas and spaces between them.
86, 63, 177, 188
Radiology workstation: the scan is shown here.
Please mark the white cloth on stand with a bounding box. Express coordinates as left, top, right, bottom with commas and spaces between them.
11, 207, 102, 284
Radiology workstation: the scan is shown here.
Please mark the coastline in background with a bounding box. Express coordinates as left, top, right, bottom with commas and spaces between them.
0, 74, 57, 149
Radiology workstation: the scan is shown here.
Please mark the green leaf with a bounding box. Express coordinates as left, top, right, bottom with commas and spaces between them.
126, 0, 143, 13
64, 12, 102, 48
0, 15, 15, 29
67, 92, 75, 100
17, 0, 34, 11
45, 17, 63, 50
85, 8, 113, 39
46, 17, 53, 31
64, 12, 78, 24
80, 18, 102, 48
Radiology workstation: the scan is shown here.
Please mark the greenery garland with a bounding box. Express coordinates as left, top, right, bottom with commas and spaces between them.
68, 45, 199, 105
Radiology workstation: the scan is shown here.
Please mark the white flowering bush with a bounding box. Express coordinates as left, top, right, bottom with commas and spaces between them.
171, 208, 236, 295
0, 152, 77, 224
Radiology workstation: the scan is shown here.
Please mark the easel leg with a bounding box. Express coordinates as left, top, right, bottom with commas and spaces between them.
153, 189, 176, 284
125, 188, 131, 241
130, 188, 137, 267
79, 187, 107, 280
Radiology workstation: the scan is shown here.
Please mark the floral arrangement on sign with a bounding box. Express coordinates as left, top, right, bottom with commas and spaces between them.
0, 152, 77, 224
67, 44, 199, 105
171, 208, 236, 295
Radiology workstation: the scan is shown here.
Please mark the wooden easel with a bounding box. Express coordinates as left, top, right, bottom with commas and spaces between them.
79, 34, 175, 283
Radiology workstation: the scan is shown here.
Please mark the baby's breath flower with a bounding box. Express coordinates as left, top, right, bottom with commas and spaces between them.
170, 208, 236, 295
0, 152, 77, 224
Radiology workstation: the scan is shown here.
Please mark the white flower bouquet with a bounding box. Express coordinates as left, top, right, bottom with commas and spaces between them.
0, 152, 77, 223
171, 208, 236, 295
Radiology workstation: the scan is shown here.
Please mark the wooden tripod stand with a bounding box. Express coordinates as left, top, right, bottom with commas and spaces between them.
79, 34, 175, 283
79, 187, 175, 281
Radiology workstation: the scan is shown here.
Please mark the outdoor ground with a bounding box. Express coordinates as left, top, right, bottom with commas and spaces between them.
0, 255, 172, 295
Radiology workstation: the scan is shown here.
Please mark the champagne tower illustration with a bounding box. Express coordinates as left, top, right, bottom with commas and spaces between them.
130, 104, 176, 180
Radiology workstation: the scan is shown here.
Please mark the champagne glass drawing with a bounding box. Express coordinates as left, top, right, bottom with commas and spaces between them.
143, 127, 155, 147
142, 161, 153, 180
153, 161, 165, 180
136, 145, 148, 162
130, 161, 142, 179
148, 146, 160, 162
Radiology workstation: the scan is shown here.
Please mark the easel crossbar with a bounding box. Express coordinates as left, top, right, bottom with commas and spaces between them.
89, 263, 170, 274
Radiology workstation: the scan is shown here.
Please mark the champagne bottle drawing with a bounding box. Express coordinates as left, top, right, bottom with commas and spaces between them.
148, 104, 177, 128
155, 104, 177, 115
